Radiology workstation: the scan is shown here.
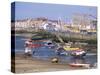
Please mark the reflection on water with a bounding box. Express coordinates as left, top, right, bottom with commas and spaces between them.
15, 36, 97, 65
70, 57, 86, 63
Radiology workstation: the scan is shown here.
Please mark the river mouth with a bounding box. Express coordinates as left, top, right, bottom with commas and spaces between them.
14, 36, 97, 66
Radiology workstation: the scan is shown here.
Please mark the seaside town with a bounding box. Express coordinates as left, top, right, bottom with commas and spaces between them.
12, 14, 97, 34
11, 2, 97, 73
11, 14, 97, 73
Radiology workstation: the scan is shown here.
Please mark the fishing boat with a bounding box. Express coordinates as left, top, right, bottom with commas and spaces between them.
62, 43, 86, 57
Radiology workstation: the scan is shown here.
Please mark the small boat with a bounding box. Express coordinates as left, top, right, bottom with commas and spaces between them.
32, 35, 44, 40
62, 42, 86, 57
44, 41, 55, 48
63, 46, 80, 51
51, 57, 59, 63
70, 49, 86, 57
32, 44, 43, 48
69, 63, 90, 68
55, 47, 68, 55
63, 43, 79, 51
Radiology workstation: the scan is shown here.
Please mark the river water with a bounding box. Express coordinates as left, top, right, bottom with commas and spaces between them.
14, 36, 97, 65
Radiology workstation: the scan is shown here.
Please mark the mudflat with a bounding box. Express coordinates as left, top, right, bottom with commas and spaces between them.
11, 53, 87, 73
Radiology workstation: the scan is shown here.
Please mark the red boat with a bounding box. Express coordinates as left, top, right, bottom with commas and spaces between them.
31, 44, 43, 48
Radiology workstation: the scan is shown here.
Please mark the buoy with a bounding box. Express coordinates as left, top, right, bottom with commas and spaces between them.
51, 58, 59, 63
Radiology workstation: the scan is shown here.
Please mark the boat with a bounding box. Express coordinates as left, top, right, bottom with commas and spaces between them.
63, 42, 80, 51
32, 44, 43, 48
62, 43, 86, 57
70, 49, 86, 57
44, 41, 55, 48
69, 63, 90, 68
32, 35, 44, 40
63, 46, 80, 51
55, 47, 67, 55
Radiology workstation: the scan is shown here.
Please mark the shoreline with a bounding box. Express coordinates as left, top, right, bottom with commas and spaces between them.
12, 53, 88, 73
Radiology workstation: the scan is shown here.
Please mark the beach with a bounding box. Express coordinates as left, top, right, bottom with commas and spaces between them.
11, 53, 88, 73
11, 36, 97, 73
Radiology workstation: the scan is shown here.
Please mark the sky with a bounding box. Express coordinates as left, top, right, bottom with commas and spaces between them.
11, 2, 97, 22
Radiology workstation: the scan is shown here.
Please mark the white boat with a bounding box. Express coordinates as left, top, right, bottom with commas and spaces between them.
70, 49, 86, 57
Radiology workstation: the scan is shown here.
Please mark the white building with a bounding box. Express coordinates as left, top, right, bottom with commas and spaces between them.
15, 19, 36, 31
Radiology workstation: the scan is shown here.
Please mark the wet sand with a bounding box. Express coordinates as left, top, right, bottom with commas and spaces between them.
11, 53, 88, 73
